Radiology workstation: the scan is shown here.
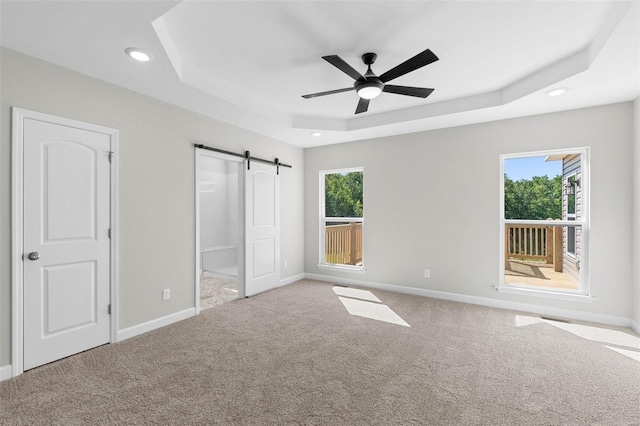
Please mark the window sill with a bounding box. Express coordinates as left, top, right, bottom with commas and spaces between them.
494, 285, 595, 303
316, 264, 365, 274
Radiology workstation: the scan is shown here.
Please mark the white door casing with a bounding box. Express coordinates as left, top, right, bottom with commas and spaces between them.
244, 161, 280, 297
12, 108, 118, 375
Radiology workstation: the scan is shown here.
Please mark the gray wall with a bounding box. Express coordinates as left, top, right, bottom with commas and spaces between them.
0, 48, 305, 368
633, 97, 640, 330
305, 102, 634, 319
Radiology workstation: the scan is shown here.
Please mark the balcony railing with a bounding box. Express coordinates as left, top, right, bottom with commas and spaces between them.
504, 224, 563, 271
325, 222, 362, 265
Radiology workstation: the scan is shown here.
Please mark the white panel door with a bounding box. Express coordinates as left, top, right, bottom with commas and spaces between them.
23, 118, 111, 370
244, 161, 280, 297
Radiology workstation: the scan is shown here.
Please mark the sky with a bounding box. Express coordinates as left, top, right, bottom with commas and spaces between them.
504, 156, 562, 181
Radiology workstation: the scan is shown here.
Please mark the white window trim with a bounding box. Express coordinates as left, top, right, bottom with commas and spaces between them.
316, 264, 366, 274
499, 147, 590, 300
494, 285, 594, 303
318, 168, 365, 273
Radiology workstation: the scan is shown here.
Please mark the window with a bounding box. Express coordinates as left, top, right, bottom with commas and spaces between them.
319, 168, 364, 272
499, 149, 589, 299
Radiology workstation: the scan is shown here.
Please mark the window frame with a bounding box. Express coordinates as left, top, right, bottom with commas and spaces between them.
497, 148, 591, 301
318, 167, 365, 273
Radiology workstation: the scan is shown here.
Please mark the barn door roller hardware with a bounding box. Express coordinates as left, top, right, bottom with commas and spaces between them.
193, 143, 292, 173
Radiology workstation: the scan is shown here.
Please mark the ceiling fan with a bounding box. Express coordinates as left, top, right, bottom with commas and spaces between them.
302, 49, 439, 114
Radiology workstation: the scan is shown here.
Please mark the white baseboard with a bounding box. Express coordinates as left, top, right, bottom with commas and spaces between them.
280, 273, 305, 287
1, 364, 13, 382
304, 273, 632, 328
116, 307, 196, 342
632, 319, 640, 335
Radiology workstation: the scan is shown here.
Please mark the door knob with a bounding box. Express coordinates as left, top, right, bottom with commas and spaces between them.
27, 252, 40, 261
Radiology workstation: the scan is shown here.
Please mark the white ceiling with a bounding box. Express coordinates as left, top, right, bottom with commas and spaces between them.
1, 1, 638, 148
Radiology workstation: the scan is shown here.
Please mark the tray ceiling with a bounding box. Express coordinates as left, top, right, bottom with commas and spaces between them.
1, 1, 638, 147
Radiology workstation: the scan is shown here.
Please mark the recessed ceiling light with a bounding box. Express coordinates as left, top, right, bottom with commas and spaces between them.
311, 132, 322, 137
547, 87, 568, 97
125, 47, 151, 62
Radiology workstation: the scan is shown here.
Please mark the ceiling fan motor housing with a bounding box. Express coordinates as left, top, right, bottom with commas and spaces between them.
355, 52, 384, 99
362, 52, 377, 65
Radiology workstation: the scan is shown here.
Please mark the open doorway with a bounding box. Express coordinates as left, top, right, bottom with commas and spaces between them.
196, 150, 244, 311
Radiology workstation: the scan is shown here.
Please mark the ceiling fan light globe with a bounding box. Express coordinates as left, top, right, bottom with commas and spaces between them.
356, 81, 384, 99
358, 86, 382, 99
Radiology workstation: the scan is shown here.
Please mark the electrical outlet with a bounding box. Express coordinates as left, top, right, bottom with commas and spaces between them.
284, 260, 288, 269
163, 289, 170, 300
424, 269, 431, 278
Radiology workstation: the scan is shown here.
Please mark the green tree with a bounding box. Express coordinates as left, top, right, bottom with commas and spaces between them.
504, 174, 562, 220
325, 172, 363, 217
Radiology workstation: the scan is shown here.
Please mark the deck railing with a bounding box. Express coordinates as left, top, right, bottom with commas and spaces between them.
325, 222, 362, 265
505, 224, 563, 272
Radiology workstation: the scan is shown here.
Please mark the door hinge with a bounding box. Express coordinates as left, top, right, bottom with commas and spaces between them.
108, 304, 111, 315
108, 151, 114, 162
108, 228, 111, 238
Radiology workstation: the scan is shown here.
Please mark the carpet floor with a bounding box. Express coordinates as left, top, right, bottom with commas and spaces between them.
1, 279, 638, 425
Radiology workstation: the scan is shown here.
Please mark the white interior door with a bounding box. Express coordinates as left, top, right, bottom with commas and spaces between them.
23, 118, 111, 370
244, 161, 280, 297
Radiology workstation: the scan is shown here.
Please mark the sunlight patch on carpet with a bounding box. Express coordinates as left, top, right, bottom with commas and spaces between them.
515, 315, 544, 327
332, 286, 381, 303
515, 314, 640, 363
547, 321, 640, 349
338, 296, 410, 327
515, 315, 640, 349
604, 346, 640, 363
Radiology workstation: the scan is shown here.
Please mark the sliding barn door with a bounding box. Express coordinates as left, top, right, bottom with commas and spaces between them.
244, 161, 280, 297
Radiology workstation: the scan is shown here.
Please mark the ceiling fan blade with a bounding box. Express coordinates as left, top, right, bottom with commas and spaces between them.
379, 49, 439, 83
323, 55, 365, 81
302, 87, 354, 99
355, 97, 370, 114
382, 85, 435, 98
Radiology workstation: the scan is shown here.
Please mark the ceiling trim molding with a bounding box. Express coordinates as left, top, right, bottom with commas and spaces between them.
145, 0, 636, 144
588, 0, 633, 62
151, 15, 183, 79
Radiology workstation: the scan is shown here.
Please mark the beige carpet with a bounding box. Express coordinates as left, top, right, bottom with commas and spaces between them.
1, 279, 639, 425
200, 275, 238, 310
